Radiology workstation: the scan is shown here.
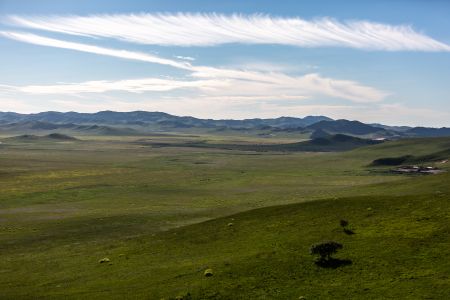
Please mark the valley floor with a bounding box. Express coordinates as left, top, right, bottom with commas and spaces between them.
0, 135, 449, 299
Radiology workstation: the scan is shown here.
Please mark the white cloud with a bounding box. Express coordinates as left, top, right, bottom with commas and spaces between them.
0, 18, 399, 122
175, 55, 195, 61
6, 13, 450, 51
346, 103, 450, 126
1, 70, 387, 103
0, 98, 38, 112
2, 77, 226, 94
0, 30, 388, 102
191, 67, 388, 102
227, 61, 317, 73
0, 31, 192, 70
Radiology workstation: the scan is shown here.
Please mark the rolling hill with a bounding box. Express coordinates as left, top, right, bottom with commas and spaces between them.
1, 111, 450, 139
405, 127, 450, 137
0, 121, 140, 136
3, 133, 78, 142
306, 119, 388, 136
0, 111, 331, 129
142, 134, 383, 152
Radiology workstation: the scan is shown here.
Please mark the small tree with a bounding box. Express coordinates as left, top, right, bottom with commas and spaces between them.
340, 219, 349, 228
310, 241, 343, 263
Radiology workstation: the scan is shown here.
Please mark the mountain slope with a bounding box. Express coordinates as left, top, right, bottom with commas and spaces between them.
0, 121, 140, 136
406, 127, 450, 137
0, 111, 331, 129
307, 119, 388, 136
2, 111, 450, 137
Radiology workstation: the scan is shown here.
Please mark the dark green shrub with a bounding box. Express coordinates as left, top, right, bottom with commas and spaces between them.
310, 241, 343, 262
340, 219, 349, 228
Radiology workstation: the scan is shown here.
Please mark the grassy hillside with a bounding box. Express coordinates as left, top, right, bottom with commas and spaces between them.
0, 136, 449, 299
306, 119, 388, 136
3, 133, 78, 142
371, 148, 450, 166
140, 134, 381, 152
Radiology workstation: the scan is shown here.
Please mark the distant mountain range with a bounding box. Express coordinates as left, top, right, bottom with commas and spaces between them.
0, 111, 331, 128
1, 110, 449, 138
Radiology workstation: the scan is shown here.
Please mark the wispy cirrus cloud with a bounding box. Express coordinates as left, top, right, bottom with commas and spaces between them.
0, 31, 192, 70
192, 68, 388, 103
175, 55, 195, 61
1, 70, 388, 103
6, 13, 450, 51
0, 30, 388, 102
1, 77, 227, 94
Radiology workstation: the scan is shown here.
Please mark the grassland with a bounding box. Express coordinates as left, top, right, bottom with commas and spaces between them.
0, 134, 449, 299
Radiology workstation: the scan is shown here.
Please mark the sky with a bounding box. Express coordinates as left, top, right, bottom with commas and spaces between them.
0, 0, 449, 126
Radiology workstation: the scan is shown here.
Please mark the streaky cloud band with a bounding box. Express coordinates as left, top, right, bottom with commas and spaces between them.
6, 13, 450, 51
0, 31, 192, 70
0, 30, 388, 103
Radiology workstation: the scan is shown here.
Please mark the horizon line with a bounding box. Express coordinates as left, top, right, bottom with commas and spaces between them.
1, 110, 449, 128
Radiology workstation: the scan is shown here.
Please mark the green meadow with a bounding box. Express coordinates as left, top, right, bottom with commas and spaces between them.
0, 135, 449, 299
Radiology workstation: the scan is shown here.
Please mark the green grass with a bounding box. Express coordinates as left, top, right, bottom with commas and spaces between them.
138, 133, 380, 152
0, 136, 449, 299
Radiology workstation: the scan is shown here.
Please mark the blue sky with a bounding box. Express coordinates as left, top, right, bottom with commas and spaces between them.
0, 0, 449, 126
